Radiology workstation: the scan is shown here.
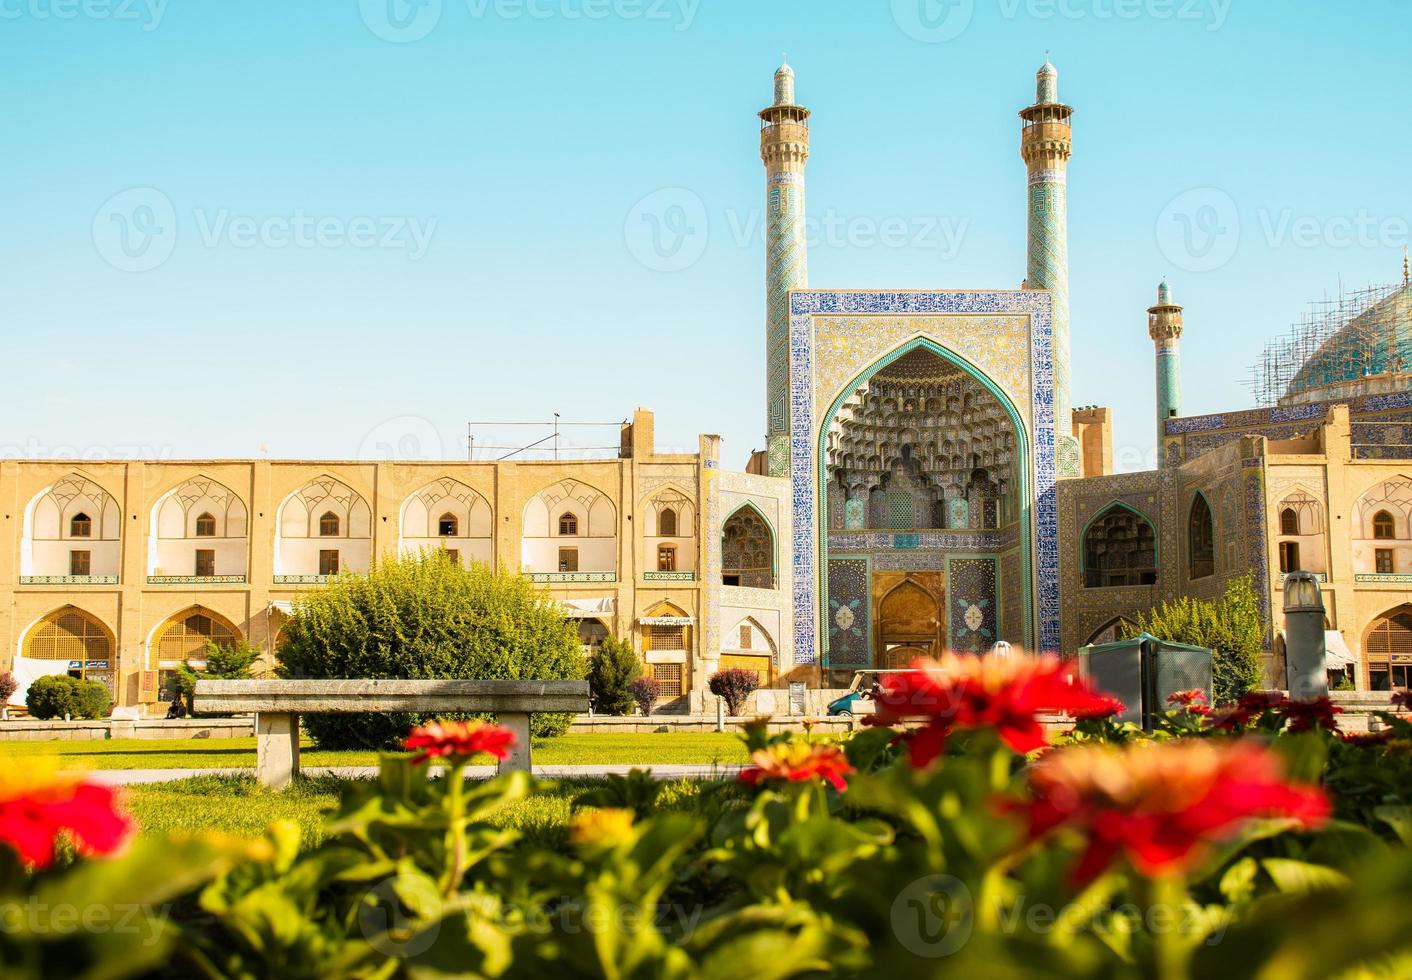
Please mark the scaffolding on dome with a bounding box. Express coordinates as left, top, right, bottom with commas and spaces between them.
1245, 280, 1411, 407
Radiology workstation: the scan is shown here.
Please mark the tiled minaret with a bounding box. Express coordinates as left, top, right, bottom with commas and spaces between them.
761, 60, 811, 477
1149, 279, 1184, 467
1020, 61, 1079, 477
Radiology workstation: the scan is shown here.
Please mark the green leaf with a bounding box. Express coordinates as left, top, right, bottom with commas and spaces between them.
1259, 858, 1351, 895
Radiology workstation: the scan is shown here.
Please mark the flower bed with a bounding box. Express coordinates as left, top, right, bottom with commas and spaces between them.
3, 656, 1412, 979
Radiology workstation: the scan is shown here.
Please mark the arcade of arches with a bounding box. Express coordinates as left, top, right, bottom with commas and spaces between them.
821, 347, 1026, 675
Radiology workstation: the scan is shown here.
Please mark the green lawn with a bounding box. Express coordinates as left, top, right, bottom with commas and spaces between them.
124, 774, 714, 846
10, 732, 752, 770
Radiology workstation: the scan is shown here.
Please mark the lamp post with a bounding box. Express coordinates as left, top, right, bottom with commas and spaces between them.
1283, 572, 1327, 700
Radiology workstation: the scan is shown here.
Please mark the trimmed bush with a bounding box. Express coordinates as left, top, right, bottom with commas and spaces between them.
587, 636, 641, 716
277, 552, 586, 749
708, 668, 760, 716
629, 676, 659, 717
26, 674, 110, 720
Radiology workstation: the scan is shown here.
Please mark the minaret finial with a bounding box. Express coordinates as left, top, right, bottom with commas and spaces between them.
1404, 245, 1409, 286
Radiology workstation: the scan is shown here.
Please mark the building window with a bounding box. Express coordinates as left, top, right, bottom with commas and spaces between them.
444, 548, 460, 564
739, 624, 752, 650
1374, 510, 1397, 540
1083, 504, 1158, 588
319, 512, 340, 537
1280, 508, 1300, 536
558, 548, 579, 573
319, 549, 340, 576
721, 506, 775, 589
195, 512, 217, 537
69, 550, 91, 576
1188, 494, 1214, 580
658, 508, 677, 537
1376, 548, 1395, 574
652, 663, 684, 697
657, 546, 676, 572
1279, 541, 1301, 574
558, 513, 578, 536
70, 513, 92, 538
648, 625, 685, 650
194, 549, 216, 577
438, 513, 458, 537
1366, 608, 1412, 691
25, 609, 112, 686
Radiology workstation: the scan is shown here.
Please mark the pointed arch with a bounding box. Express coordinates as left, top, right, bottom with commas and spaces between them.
21, 473, 122, 579
20, 606, 116, 691
1352, 476, 1412, 576
520, 479, 618, 576
1187, 490, 1214, 580
274, 475, 372, 578
398, 477, 493, 568
149, 606, 241, 669
722, 502, 776, 589
1081, 501, 1157, 588
149, 475, 250, 580
1364, 603, 1412, 690
1084, 615, 1135, 647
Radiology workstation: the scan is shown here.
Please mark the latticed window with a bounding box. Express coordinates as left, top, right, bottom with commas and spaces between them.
1280, 508, 1300, 536
26, 609, 111, 663
648, 625, 685, 650
658, 508, 677, 537
657, 547, 676, 572
739, 624, 752, 650
558, 513, 578, 536
721, 506, 775, 589
1368, 609, 1412, 690
652, 663, 684, 697
886, 491, 915, 530
1083, 505, 1157, 588
438, 513, 458, 537
70, 513, 92, 538
319, 511, 341, 537
156, 611, 236, 664
69, 550, 91, 576
1374, 511, 1397, 540
1188, 495, 1214, 580
319, 549, 341, 575
195, 512, 217, 537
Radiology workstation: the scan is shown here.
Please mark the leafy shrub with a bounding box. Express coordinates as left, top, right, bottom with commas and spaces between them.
709, 668, 760, 716
1125, 572, 1265, 704
587, 636, 640, 716
629, 676, 659, 717
26, 674, 109, 720
277, 552, 586, 748
164, 640, 263, 715
0, 671, 16, 704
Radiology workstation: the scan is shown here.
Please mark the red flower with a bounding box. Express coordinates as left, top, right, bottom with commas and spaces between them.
1342, 729, 1394, 747
870, 653, 1117, 765
1072, 695, 1127, 720
739, 742, 854, 792
1278, 696, 1342, 733
1166, 689, 1211, 715
1021, 740, 1329, 884
1209, 690, 1285, 730
404, 720, 516, 766
0, 771, 133, 869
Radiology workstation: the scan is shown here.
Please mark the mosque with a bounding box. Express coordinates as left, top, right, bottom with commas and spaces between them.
5, 62, 1412, 714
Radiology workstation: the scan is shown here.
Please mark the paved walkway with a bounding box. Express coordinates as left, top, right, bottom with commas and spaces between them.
91, 764, 745, 786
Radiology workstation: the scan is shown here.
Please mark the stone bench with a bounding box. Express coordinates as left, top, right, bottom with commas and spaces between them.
193, 678, 590, 789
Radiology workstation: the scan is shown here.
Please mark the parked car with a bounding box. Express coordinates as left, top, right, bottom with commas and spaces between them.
826, 668, 948, 717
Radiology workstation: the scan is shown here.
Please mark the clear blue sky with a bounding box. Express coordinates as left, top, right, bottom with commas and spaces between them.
3, 0, 1408, 471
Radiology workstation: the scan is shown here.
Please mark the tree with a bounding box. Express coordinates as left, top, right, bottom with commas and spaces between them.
0, 672, 15, 704
26, 675, 110, 720
165, 640, 263, 716
709, 668, 760, 716
587, 636, 640, 716
1123, 573, 1265, 705
629, 677, 659, 718
277, 552, 587, 749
